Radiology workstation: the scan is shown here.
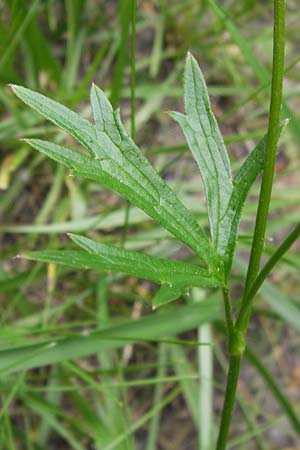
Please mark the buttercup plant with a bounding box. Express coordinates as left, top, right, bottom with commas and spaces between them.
9, 0, 300, 447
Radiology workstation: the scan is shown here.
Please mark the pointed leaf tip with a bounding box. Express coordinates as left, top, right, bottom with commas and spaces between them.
176, 54, 233, 249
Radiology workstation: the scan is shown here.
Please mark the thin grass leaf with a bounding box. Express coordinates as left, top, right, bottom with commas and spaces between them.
170, 53, 233, 248
145, 344, 167, 450
246, 347, 300, 436
0, 0, 40, 75
207, 0, 300, 145
235, 256, 300, 333
62, 0, 87, 92
0, 299, 221, 374
110, 0, 131, 108
193, 288, 214, 450
170, 346, 199, 425
20, 393, 87, 450
22, 9, 61, 85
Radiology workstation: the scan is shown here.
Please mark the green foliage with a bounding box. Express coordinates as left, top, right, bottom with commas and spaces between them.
1, 2, 300, 449
170, 53, 233, 251
11, 81, 223, 279
11, 53, 273, 306
0, 298, 221, 375
170, 54, 282, 273
24, 233, 222, 289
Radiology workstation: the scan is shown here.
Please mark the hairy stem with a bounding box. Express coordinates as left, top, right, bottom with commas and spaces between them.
216, 2, 286, 449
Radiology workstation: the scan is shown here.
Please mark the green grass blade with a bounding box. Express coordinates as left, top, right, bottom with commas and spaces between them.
0, 0, 40, 75
0, 299, 220, 374
110, 0, 131, 108
145, 344, 167, 450
170, 345, 199, 425
21, 393, 87, 450
193, 288, 214, 450
62, 0, 87, 92
208, 0, 300, 146
22, 9, 61, 86
246, 347, 300, 436
235, 257, 300, 333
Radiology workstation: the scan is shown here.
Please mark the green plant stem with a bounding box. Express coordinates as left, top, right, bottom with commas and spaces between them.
240, 221, 300, 315
222, 288, 234, 335
215, 355, 242, 450
238, 0, 286, 331
216, 2, 286, 449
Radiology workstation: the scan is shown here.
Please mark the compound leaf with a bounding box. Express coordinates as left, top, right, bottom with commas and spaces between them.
14, 80, 223, 274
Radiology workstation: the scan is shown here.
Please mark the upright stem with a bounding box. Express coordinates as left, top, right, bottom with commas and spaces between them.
236, 0, 286, 335
222, 288, 234, 336
215, 355, 241, 450
216, 2, 286, 449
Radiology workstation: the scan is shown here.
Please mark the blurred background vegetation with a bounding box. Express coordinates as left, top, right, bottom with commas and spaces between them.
0, 1, 299, 449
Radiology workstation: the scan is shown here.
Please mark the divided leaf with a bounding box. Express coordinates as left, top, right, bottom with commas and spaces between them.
23, 234, 223, 291
219, 123, 286, 272
170, 53, 233, 248
13, 54, 281, 292
10, 85, 99, 157
12, 84, 222, 274
170, 54, 287, 275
